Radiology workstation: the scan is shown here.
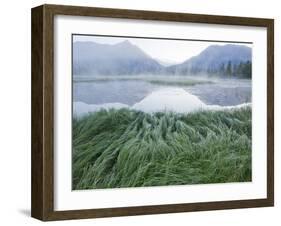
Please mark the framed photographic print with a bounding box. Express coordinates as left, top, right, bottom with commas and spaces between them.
31, 4, 274, 221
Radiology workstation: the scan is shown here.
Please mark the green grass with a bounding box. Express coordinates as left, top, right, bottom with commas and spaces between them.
73, 107, 252, 190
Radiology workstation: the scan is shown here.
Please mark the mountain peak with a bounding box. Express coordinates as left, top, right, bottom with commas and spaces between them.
167, 44, 252, 77
204, 44, 251, 53
73, 39, 163, 75
115, 40, 132, 47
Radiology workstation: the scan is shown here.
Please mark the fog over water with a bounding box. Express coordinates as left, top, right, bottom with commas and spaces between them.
73, 75, 251, 108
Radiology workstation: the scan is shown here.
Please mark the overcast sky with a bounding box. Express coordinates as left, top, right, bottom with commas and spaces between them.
73, 35, 252, 64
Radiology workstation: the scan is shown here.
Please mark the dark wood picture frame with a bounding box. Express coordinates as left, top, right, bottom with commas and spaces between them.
31, 4, 274, 221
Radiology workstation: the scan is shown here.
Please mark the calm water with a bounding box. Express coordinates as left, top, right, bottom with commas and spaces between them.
73, 76, 251, 107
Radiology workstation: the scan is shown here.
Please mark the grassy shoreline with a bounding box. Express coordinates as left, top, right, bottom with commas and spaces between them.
73, 76, 213, 86
73, 107, 252, 190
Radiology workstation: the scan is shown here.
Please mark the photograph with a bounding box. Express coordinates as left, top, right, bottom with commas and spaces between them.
72, 34, 252, 190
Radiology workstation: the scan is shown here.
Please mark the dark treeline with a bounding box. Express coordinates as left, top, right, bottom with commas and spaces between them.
206, 61, 252, 78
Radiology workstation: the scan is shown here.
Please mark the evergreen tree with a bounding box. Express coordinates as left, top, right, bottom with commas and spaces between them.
219, 63, 225, 76
226, 61, 232, 76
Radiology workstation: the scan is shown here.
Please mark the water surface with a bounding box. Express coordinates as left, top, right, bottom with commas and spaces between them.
73, 75, 251, 107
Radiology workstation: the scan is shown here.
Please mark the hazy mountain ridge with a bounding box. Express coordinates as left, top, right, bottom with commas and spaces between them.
73, 41, 252, 77
167, 44, 252, 77
73, 40, 164, 75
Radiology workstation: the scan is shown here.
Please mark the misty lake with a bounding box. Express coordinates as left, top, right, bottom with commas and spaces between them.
73, 75, 251, 107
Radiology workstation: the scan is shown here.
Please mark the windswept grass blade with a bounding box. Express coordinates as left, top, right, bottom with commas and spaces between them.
73, 107, 252, 190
